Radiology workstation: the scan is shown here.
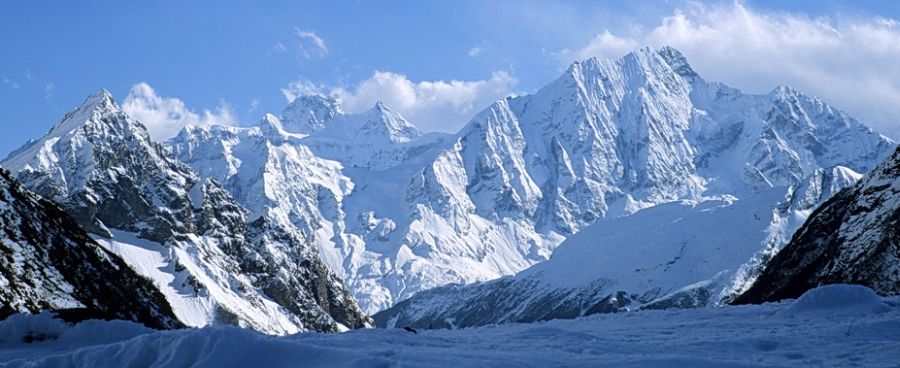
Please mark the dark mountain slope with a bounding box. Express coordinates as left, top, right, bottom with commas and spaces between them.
735, 147, 900, 304
0, 167, 181, 329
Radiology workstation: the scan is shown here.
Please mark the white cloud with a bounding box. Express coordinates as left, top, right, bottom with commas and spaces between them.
281, 79, 329, 102
468, 40, 492, 58
122, 82, 238, 141
283, 71, 517, 132
43, 82, 54, 98
2, 75, 21, 90
272, 42, 287, 53
559, 3, 900, 139
294, 28, 328, 59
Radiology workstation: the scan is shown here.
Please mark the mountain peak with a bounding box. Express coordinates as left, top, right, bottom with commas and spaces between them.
734, 146, 900, 304
46, 89, 121, 138
86, 88, 115, 106
367, 100, 395, 115
620, 46, 698, 80
656, 46, 698, 79
341, 101, 421, 143
81, 88, 118, 113
257, 113, 300, 139
560, 45, 699, 91
620, 45, 657, 63
2, 87, 168, 201
261, 112, 281, 126
279, 94, 344, 134
288, 93, 340, 107
771, 85, 801, 98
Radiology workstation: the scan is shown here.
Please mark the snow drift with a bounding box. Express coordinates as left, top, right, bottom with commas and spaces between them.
1, 285, 899, 368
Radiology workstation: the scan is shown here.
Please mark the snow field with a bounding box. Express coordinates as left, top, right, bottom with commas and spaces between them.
1, 285, 898, 368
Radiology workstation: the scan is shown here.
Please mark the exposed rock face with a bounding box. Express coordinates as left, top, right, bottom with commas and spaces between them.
169, 105, 453, 314
2, 91, 369, 334
5, 45, 895, 330
372, 47, 895, 328
175, 47, 893, 315
0, 167, 180, 329
734, 147, 900, 304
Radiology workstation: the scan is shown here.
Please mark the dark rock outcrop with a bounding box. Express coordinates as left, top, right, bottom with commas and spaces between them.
735, 147, 900, 304
0, 167, 181, 329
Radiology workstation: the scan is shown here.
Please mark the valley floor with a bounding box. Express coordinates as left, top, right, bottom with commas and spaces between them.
1, 285, 898, 368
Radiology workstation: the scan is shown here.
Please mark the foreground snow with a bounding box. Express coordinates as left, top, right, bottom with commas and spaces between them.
1, 285, 898, 367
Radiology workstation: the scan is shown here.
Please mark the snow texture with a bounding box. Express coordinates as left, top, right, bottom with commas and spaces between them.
0, 167, 179, 329
1, 91, 368, 334
1, 285, 899, 367
1, 46, 895, 328
171, 47, 894, 314
784, 284, 890, 316
375, 47, 894, 325
736, 146, 900, 303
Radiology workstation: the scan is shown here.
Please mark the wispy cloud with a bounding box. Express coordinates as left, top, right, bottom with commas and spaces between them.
43, 82, 55, 98
282, 71, 517, 132
1, 75, 21, 90
281, 79, 328, 102
557, 3, 900, 138
122, 82, 238, 141
468, 40, 491, 58
294, 28, 328, 59
3, 70, 53, 97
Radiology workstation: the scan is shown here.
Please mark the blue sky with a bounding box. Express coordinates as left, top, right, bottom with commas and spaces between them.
2, 1, 900, 157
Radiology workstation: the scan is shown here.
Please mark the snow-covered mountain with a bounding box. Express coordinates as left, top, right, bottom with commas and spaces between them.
170, 46, 893, 315
4, 45, 892, 323
373, 46, 895, 327
168, 102, 453, 312
1, 91, 369, 334
269, 94, 444, 170
0, 166, 180, 329
735, 146, 900, 304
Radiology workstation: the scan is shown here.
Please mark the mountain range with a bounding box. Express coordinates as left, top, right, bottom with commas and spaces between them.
735, 145, 900, 304
1, 46, 897, 333
0, 166, 180, 329
2, 92, 368, 333
373, 47, 895, 328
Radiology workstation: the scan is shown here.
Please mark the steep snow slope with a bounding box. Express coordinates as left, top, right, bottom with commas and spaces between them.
2, 91, 369, 334
375, 193, 770, 328
2, 285, 899, 368
170, 101, 461, 312
736, 147, 900, 303
374, 46, 894, 324
374, 183, 847, 328
276, 96, 443, 170
0, 167, 180, 329
175, 47, 892, 314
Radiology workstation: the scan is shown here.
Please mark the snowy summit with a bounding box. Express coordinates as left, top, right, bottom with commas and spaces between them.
2, 2, 900, 365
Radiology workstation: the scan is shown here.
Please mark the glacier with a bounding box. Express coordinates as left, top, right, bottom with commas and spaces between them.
2, 45, 894, 325
1, 91, 369, 333
173, 46, 893, 315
